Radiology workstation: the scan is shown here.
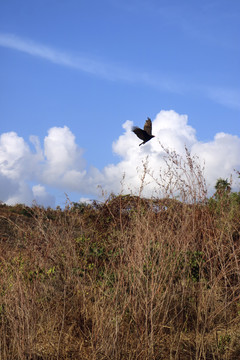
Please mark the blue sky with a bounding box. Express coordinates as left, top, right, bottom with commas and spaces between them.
0, 0, 240, 207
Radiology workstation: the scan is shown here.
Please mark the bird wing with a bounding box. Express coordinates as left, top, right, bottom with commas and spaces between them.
144, 118, 152, 136
132, 127, 147, 141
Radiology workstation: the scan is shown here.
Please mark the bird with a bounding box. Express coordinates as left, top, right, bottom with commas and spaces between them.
132, 118, 155, 146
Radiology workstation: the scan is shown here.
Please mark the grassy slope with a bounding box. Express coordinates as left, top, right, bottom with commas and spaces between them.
0, 192, 240, 360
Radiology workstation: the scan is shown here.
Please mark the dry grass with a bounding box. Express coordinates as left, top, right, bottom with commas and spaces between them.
0, 149, 240, 360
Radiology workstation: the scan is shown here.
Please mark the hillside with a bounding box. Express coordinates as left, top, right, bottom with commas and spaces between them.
0, 190, 240, 359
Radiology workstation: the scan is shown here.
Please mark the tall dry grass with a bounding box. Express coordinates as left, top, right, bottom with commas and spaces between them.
0, 148, 240, 359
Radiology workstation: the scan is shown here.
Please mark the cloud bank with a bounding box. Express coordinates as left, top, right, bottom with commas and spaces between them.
0, 110, 240, 207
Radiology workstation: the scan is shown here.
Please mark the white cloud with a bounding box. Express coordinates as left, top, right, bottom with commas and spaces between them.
0, 132, 53, 207
192, 132, 240, 188
42, 126, 86, 185
3, 182, 55, 208
32, 184, 55, 208
79, 197, 92, 205
101, 110, 200, 198
5, 182, 35, 206
0, 110, 240, 207
151, 110, 197, 150
0, 131, 43, 181
0, 173, 18, 202
0, 131, 31, 179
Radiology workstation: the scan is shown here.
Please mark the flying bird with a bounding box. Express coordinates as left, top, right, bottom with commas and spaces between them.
132, 118, 155, 146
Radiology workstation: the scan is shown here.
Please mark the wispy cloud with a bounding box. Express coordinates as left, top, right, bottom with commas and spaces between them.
205, 86, 240, 110
0, 32, 239, 110
0, 32, 184, 93
0, 33, 112, 77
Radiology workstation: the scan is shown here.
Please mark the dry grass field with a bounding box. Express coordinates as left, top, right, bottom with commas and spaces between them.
0, 150, 240, 359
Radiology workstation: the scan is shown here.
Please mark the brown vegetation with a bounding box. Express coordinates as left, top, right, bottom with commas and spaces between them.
0, 151, 240, 359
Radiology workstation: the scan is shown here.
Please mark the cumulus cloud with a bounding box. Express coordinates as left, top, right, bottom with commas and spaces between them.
42, 126, 86, 187
0, 110, 240, 207
0, 131, 48, 206
192, 132, 240, 188
109, 111, 240, 197
32, 185, 55, 208
0, 173, 18, 202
